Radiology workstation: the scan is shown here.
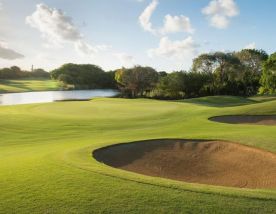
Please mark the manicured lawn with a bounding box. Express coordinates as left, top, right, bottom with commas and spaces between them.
0, 79, 61, 93
0, 96, 275, 213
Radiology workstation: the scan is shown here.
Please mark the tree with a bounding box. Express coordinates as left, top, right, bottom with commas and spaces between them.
31, 69, 50, 78
115, 66, 159, 97
158, 71, 168, 78
192, 51, 262, 96
0, 66, 51, 79
235, 49, 268, 75
152, 71, 212, 99
234, 49, 269, 95
259, 53, 276, 94
192, 54, 216, 74
51, 63, 113, 89
154, 72, 186, 99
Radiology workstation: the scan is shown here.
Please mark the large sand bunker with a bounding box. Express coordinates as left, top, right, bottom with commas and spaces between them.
93, 139, 276, 189
209, 115, 276, 125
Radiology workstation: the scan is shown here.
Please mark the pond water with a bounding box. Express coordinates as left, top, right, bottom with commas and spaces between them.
0, 90, 118, 106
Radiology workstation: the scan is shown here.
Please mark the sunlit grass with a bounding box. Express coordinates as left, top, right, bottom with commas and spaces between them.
0, 79, 61, 93
0, 96, 276, 213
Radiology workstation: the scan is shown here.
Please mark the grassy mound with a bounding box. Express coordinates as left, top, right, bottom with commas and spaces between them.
0, 97, 276, 213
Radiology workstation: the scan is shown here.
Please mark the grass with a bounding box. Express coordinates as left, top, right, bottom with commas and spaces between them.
183, 95, 257, 107
0, 79, 61, 93
0, 96, 276, 213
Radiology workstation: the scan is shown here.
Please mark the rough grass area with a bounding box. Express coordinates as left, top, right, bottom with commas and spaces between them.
0, 96, 276, 213
0, 79, 61, 93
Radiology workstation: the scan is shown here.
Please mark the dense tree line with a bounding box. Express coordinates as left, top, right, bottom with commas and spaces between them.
115, 49, 275, 99
1, 49, 275, 97
259, 53, 276, 94
0, 66, 50, 79
51, 63, 117, 89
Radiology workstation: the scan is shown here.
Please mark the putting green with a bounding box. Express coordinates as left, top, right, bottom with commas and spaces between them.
0, 97, 276, 213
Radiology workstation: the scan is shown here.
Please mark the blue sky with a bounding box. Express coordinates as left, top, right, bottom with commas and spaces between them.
0, 0, 275, 71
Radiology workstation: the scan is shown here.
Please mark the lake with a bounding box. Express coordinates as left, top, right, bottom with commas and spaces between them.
0, 90, 118, 106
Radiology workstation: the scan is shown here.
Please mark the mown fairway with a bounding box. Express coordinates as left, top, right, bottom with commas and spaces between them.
0, 96, 276, 213
0, 79, 61, 93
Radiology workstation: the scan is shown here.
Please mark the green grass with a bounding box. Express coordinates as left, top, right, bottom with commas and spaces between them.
183, 95, 257, 107
0, 79, 61, 93
0, 96, 276, 213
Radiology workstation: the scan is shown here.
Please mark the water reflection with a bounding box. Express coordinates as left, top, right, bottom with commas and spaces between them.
0, 90, 118, 106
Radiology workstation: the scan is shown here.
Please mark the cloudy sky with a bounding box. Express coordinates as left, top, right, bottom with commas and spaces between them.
0, 0, 275, 71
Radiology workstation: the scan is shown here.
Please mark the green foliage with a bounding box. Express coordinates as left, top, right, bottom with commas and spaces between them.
260, 53, 276, 94
0, 66, 50, 79
235, 49, 268, 75
152, 71, 212, 99
191, 50, 269, 97
0, 48, 273, 99
115, 66, 159, 97
51, 63, 116, 89
117, 50, 270, 99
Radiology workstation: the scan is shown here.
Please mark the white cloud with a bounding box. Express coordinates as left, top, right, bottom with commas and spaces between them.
210, 14, 229, 29
139, 0, 194, 35
202, 0, 239, 29
139, 0, 158, 33
95, 44, 112, 51
26, 4, 81, 43
244, 42, 256, 49
161, 15, 194, 34
74, 40, 98, 56
114, 52, 135, 67
26, 4, 100, 56
0, 41, 24, 60
148, 36, 199, 59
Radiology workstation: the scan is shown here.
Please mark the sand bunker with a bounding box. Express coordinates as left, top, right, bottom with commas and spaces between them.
209, 115, 276, 125
93, 139, 276, 189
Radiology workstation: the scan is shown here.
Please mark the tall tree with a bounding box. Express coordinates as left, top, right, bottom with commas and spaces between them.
115, 66, 158, 97
260, 53, 276, 94
235, 49, 268, 75
192, 52, 243, 95
234, 49, 269, 95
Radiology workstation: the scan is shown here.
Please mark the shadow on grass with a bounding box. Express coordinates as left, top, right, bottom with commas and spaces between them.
0, 80, 32, 91
179, 96, 257, 107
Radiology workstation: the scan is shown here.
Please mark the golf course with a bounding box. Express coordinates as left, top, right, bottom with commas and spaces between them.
0, 96, 276, 213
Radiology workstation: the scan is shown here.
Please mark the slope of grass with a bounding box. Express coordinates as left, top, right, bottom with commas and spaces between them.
0, 97, 276, 213
0, 79, 61, 93
183, 96, 256, 107
250, 95, 276, 102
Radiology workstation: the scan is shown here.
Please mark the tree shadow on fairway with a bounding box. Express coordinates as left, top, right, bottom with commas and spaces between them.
0, 80, 32, 91
180, 96, 257, 107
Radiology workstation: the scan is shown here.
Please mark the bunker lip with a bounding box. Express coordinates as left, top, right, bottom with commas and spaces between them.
209, 115, 276, 125
93, 139, 276, 189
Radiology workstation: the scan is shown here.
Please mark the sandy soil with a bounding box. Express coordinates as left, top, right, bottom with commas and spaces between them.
93, 139, 276, 189
209, 115, 276, 125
